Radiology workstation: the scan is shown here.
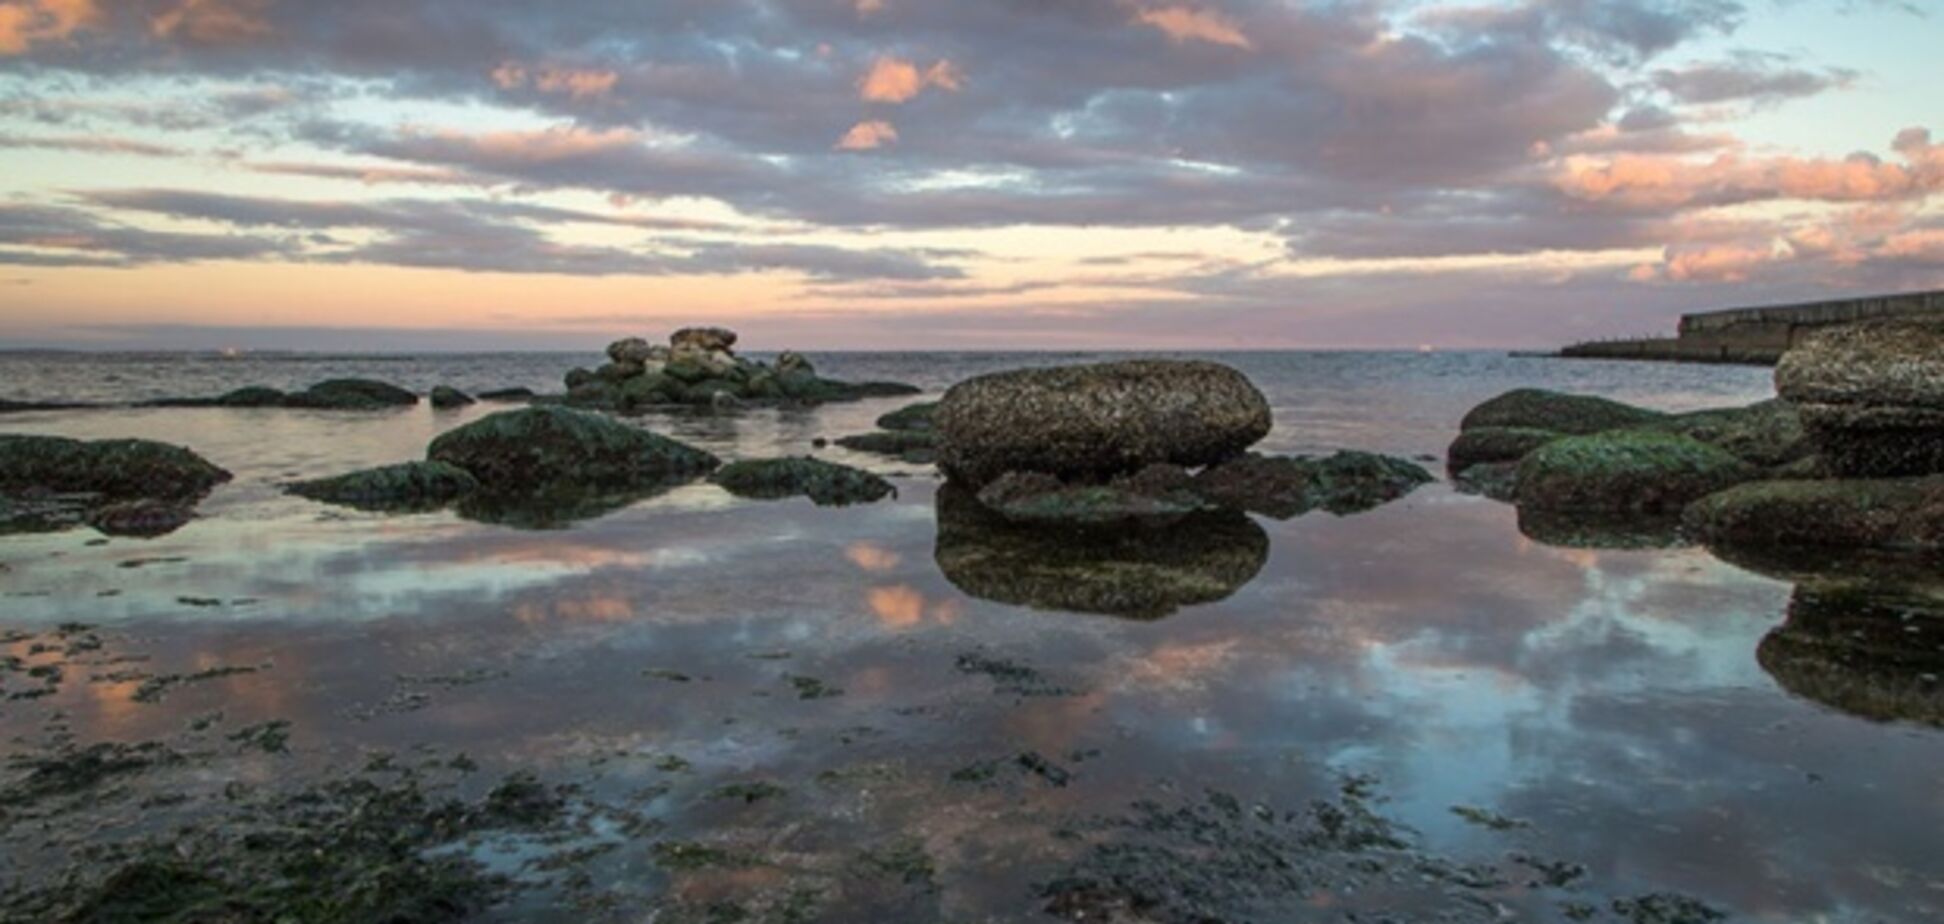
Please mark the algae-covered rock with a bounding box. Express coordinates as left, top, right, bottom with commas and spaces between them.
836, 430, 936, 457
876, 401, 938, 432
1777, 318, 1944, 477
934, 485, 1267, 619
427, 407, 718, 492
1446, 427, 1561, 472
710, 457, 895, 506
1683, 476, 1944, 550
285, 378, 420, 410
1758, 577, 1944, 726
86, 499, 197, 538
0, 398, 94, 413
974, 466, 1211, 528
1662, 399, 1812, 469
213, 386, 288, 408
1196, 451, 1432, 519
936, 360, 1271, 488
671, 326, 738, 353
476, 387, 536, 402
0, 434, 231, 501
1516, 508, 1688, 550
429, 386, 475, 409
287, 461, 481, 512
1460, 389, 1668, 435
1516, 430, 1756, 514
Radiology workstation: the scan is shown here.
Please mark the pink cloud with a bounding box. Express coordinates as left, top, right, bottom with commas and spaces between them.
1131, 4, 1253, 50
835, 119, 897, 151
857, 55, 962, 103
151, 0, 272, 45
0, 0, 98, 55
1553, 127, 1944, 210
493, 62, 620, 100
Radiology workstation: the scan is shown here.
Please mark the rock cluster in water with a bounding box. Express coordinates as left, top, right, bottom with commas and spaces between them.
1452, 322, 1944, 553
834, 402, 938, 463
562, 327, 918, 412
147, 378, 422, 410
0, 434, 232, 537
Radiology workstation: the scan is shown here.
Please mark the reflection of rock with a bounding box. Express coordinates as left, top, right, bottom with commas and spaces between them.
710, 457, 894, 506
975, 466, 1210, 528
934, 485, 1268, 619
1684, 476, 1944, 551
1777, 318, 1944, 477
936, 360, 1271, 488
451, 487, 656, 531
1196, 451, 1432, 518
1516, 507, 1687, 550
1756, 575, 1944, 727
1516, 430, 1756, 514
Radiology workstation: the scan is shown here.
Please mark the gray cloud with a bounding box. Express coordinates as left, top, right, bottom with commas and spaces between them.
1654, 54, 1858, 104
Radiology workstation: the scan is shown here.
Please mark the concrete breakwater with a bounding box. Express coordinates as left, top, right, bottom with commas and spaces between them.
1557, 289, 1944, 365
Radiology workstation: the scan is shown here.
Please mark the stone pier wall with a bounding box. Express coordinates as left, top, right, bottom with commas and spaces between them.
1557, 289, 1944, 365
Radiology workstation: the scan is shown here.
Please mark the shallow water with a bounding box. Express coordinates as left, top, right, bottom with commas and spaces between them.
3, 351, 1940, 922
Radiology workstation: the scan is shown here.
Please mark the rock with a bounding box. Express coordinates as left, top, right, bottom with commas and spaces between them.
1452, 461, 1521, 502
0, 398, 94, 414
595, 361, 642, 383
1682, 476, 1944, 550
1446, 427, 1560, 472
671, 327, 738, 353
1516, 507, 1687, 550
664, 349, 736, 383
1460, 389, 1667, 435
710, 457, 895, 506
213, 386, 288, 408
936, 360, 1272, 488
975, 465, 1212, 528
426, 407, 718, 493
828, 380, 922, 399
877, 401, 938, 432
607, 337, 661, 365
1195, 451, 1433, 519
85, 499, 196, 538
1777, 319, 1944, 476
0, 435, 231, 501
564, 368, 596, 390
934, 485, 1268, 619
1515, 430, 1757, 514
287, 461, 481, 512
836, 430, 936, 458
285, 379, 419, 410
777, 351, 814, 375
477, 388, 536, 402
1661, 399, 1812, 469
430, 386, 475, 409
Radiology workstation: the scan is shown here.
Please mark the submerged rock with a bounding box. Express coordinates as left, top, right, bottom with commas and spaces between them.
285, 379, 420, 410
1460, 388, 1668, 435
427, 406, 718, 493
1195, 451, 1433, 519
476, 387, 536, 402
1516, 430, 1756, 514
1777, 318, 1944, 477
287, 461, 481, 512
710, 457, 895, 506
835, 430, 937, 460
934, 485, 1268, 619
936, 360, 1272, 488
85, 499, 197, 538
0, 434, 231, 501
0, 398, 95, 414
876, 401, 938, 432
1683, 476, 1944, 550
430, 386, 475, 409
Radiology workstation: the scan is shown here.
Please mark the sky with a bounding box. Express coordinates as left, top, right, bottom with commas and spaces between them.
0, 0, 1939, 351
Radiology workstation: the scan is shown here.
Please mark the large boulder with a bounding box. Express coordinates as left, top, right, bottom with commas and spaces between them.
935, 360, 1272, 487
1516, 430, 1756, 514
1776, 319, 1944, 477
427, 407, 718, 492
0, 435, 231, 501
710, 457, 894, 506
287, 461, 481, 512
608, 337, 668, 366
1460, 388, 1668, 435
1683, 476, 1944, 550
671, 327, 738, 353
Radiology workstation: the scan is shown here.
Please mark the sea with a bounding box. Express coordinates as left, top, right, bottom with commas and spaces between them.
0, 350, 1937, 922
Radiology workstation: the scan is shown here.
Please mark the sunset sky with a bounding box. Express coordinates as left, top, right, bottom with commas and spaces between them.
0, 0, 1939, 350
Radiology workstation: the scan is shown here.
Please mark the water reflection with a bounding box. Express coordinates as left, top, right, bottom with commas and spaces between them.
932, 484, 1268, 619
1515, 508, 1689, 550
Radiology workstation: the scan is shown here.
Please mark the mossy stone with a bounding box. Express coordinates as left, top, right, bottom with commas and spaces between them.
1460, 389, 1667, 435
287, 461, 480, 512
710, 457, 895, 506
0, 435, 231, 501
1516, 429, 1756, 514
427, 406, 719, 492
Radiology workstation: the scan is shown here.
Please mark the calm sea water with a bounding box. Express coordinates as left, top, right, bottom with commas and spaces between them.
2, 351, 1938, 922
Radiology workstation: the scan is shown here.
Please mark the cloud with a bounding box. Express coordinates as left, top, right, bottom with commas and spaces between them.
1654, 55, 1857, 104
856, 56, 961, 103
835, 119, 897, 151
493, 62, 620, 99
0, 132, 180, 156
1552, 128, 1944, 210
0, 202, 288, 266
0, 0, 99, 55
150, 0, 272, 45
1129, 4, 1252, 49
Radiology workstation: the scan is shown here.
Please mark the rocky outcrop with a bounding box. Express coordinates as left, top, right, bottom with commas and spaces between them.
0, 434, 231, 537
1776, 318, 1944, 477
428, 407, 719, 493
287, 461, 481, 512
876, 401, 938, 432
1459, 388, 1668, 435
710, 457, 895, 506
563, 329, 918, 411
1516, 430, 1757, 514
1683, 476, 1944, 551
933, 485, 1268, 620
146, 379, 419, 410
935, 360, 1272, 488
0, 399, 95, 414
430, 386, 475, 409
